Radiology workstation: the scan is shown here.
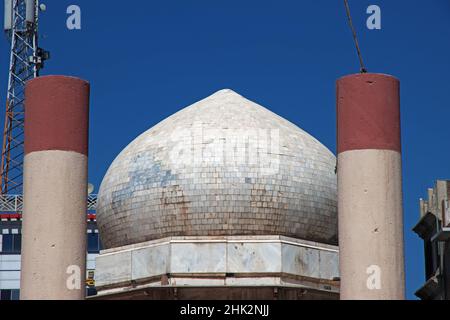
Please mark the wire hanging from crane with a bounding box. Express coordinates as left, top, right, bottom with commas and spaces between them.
343, 0, 368, 73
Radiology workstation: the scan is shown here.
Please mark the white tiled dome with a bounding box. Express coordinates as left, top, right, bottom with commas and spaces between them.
97, 89, 337, 249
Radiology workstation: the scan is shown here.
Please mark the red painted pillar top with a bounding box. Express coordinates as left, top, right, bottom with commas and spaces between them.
24, 75, 90, 156
337, 73, 401, 154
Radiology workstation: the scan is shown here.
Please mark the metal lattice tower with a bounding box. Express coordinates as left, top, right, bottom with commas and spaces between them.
1, 0, 48, 195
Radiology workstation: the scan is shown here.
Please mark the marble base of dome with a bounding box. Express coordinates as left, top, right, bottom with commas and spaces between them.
93, 235, 340, 300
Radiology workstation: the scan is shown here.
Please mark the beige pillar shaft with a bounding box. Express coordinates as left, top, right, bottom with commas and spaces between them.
20, 151, 88, 300
20, 75, 89, 300
338, 150, 405, 299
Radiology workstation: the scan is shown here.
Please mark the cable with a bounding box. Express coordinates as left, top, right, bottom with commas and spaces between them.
343, 0, 367, 73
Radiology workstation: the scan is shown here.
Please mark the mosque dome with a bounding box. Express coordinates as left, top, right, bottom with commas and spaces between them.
97, 89, 337, 249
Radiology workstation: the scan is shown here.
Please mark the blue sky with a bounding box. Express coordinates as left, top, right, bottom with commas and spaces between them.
1, 0, 450, 299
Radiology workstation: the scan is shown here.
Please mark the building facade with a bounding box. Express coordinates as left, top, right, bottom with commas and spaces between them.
414, 180, 450, 300
0, 194, 100, 300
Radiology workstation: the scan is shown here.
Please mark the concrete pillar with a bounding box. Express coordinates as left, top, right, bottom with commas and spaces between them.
336, 73, 405, 300
20, 76, 90, 300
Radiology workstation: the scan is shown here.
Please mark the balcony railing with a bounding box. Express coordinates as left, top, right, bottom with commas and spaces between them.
0, 194, 98, 213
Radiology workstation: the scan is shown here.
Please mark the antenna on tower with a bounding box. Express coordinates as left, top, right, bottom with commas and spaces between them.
1, 0, 50, 195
